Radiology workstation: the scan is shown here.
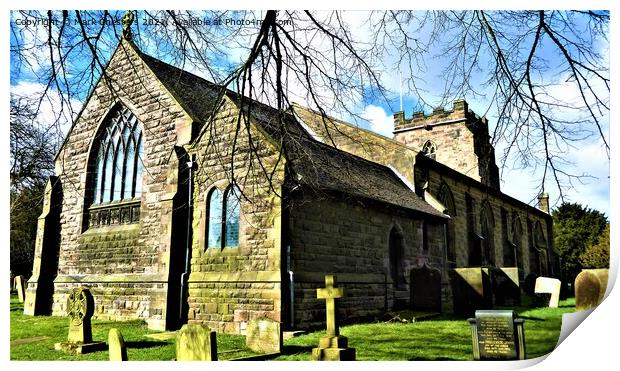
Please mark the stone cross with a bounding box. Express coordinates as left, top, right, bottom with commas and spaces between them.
317, 275, 344, 337
122, 11, 135, 40
108, 328, 128, 361
55, 287, 105, 354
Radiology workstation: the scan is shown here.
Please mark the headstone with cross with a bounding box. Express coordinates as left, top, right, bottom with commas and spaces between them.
311, 275, 355, 361
54, 287, 105, 354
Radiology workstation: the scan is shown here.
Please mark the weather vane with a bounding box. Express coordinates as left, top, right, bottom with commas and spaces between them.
122, 11, 135, 40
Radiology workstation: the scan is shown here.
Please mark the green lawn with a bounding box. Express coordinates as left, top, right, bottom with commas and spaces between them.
275, 300, 576, 361
9, 294, 253, 361
10, 294, 574, 361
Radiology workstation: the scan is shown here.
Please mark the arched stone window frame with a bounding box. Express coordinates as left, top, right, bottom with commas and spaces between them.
206, 187, 223, 250
511, 213, 524, 272
223, 185, 241, 248
85, 103, 144, 228
422, 140, 437, 160
479, 200, 495, 266
533, 221, 549, 275
387, 223, 407, 290
437, 181, 457, 267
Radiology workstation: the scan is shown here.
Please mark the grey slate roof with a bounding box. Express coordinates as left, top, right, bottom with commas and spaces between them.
139, 50, 445, 218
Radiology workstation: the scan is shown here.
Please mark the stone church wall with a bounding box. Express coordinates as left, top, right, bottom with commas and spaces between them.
286, 192, 447, 329
51, 40, 193, 329
186, 100, 285, 334
419, 157, 554, 279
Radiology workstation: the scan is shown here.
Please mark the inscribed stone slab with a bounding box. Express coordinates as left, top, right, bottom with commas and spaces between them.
534, 277, 561, 308
245, 318, 282, 354
176, 324, 218, 361
410, 264, 442, 312
469, 310, 525, 360
575, 269, 608, 311
14, 275, 25, 303
108, 328, 128, 361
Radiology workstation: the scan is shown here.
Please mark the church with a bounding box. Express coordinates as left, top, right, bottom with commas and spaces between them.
24, 30, 556, 333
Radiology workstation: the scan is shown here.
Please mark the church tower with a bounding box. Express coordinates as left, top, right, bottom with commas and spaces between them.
393, 99, 500, 190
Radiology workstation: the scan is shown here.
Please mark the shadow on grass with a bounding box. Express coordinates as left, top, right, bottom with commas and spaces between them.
282, 345, 315, 355
125, 341, 170, 349
519, 316, 545, 321
409, 356, 462, 361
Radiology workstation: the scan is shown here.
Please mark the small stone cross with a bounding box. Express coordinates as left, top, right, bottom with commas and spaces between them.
122, 11, 135, 40
317, 275, 344, 337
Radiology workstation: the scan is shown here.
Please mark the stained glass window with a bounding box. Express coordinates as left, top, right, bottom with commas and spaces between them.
92, 107, 143, 204
207, 188, 223, 249
224, 185, 241, 247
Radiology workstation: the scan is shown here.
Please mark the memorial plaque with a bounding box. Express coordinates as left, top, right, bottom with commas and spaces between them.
468, 310, 525, 360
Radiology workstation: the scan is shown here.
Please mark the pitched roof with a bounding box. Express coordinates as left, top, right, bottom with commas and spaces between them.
138, 49, 444, 218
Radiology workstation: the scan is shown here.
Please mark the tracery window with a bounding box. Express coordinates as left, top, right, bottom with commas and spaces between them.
422, 140, 437, 160
88, 106, 144, 227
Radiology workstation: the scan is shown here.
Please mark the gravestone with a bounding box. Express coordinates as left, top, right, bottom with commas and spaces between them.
54, 287, 105, 354
575, 269, 609, 311
246, 318, 282, 354
489, 268, 521, 306
108, 328, 128, 361
14, 275, 26, 303
534, 277, 561, 308
449, 268, 492, 316
176, 323, 218, 361
311, 275, 356, 361
468, 310, 525, 360
410, 263, 442, 312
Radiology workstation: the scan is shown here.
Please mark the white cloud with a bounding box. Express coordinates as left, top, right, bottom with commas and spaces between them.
361, 104, 394, 138
10, 81, 82, 144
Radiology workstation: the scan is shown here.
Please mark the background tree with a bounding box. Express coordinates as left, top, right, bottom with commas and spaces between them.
10, 95, 61, 276
552, 202, 607, 288
579, 223, 610, 269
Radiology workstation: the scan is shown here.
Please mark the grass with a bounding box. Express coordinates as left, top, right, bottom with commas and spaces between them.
275, 299, 576, 361
10, 294, 574, 361
9, 294, 254, 361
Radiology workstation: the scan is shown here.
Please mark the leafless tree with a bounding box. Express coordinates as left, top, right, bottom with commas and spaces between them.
9, 10, 609, 204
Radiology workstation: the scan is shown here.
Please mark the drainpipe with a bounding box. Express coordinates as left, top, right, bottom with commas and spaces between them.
179, 155, 195, 320
286, 245, 294, 328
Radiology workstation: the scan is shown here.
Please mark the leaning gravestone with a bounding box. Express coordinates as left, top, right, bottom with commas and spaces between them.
468, 310, 525, 360
410, 263, 442, 312
246, 318, 282, 354
14, 275, 26, 303
176, 323, 218, 361
108, 328, 128, 361
575, 269, 609, 311
534, 277, 561, 308
54, 287, 105, 354
312, 275, 356, 361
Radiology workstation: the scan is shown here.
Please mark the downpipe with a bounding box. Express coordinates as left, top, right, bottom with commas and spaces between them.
179, 156, 195, 320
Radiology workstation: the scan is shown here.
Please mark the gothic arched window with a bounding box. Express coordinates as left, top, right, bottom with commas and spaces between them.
206, 185, 241, 250
480, 201, 495, 266
92, 107, 143, 204
438, 182, 457, 266
224, 185, 241, 247
88, 106, 144, 227
422, 140, 437, 160
206, 188, 223, 249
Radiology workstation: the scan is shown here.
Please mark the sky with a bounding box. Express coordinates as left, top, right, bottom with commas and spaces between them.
7, 8, 611, 218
